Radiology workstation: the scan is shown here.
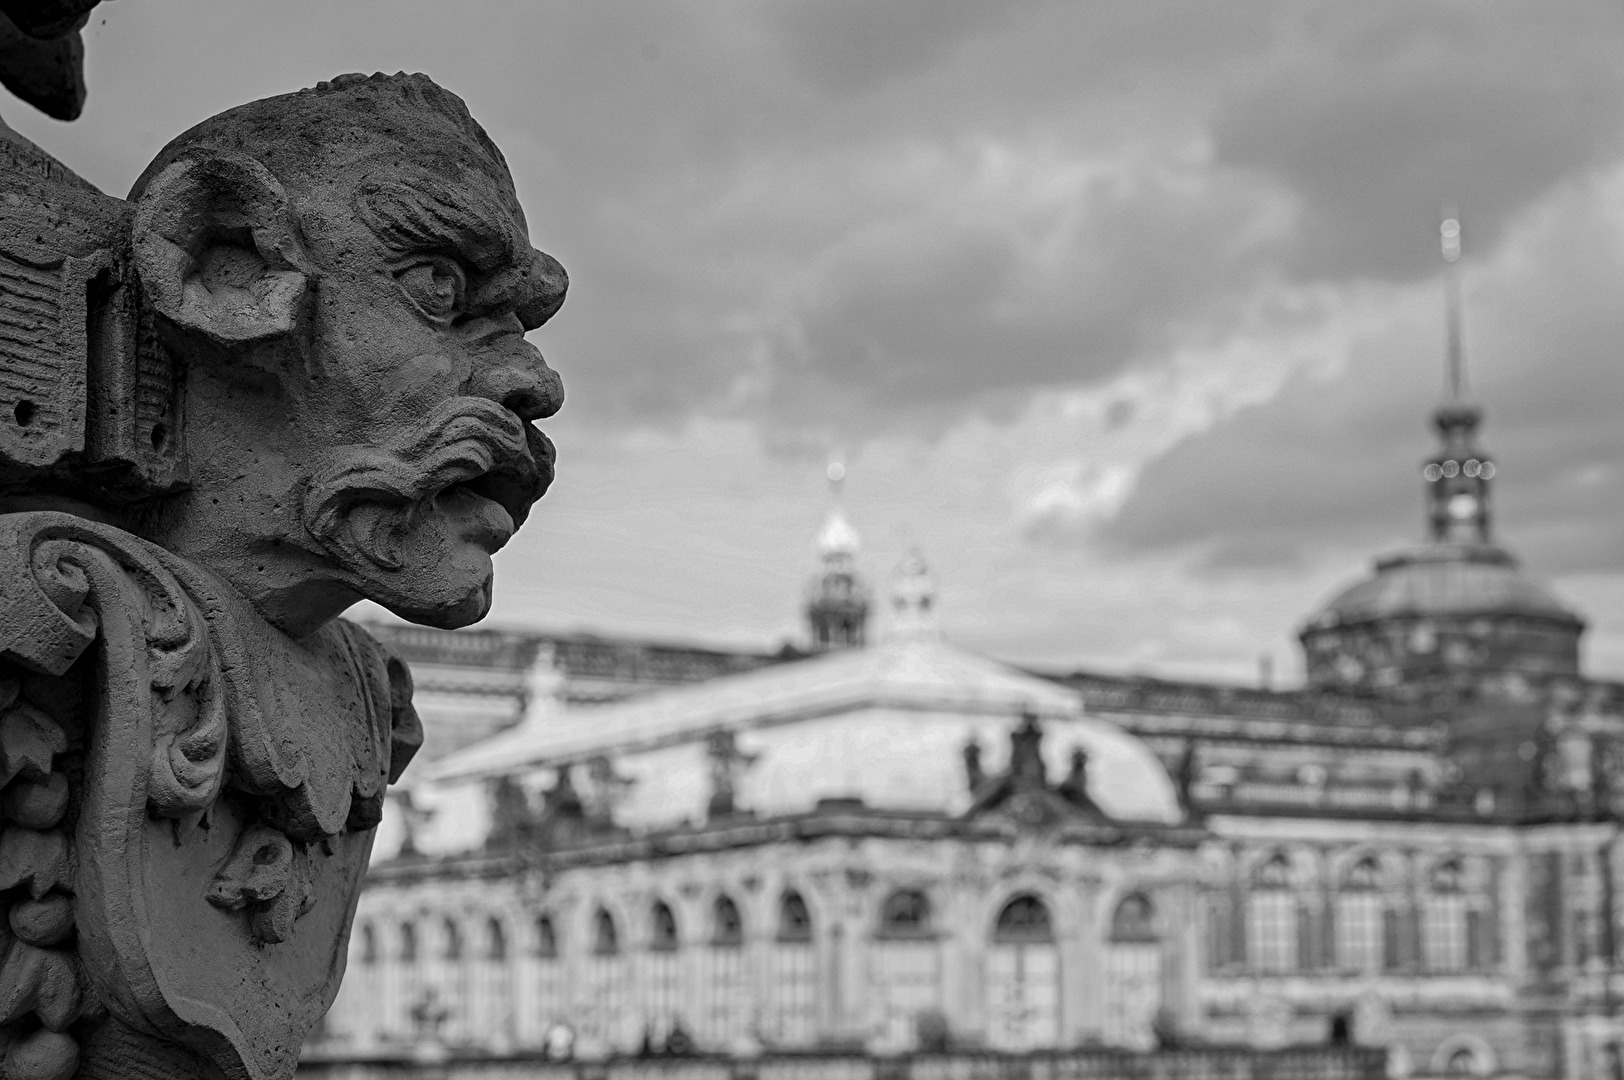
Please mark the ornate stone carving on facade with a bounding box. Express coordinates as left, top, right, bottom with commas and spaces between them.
1, 66, 564, 1080
964, 712, 1108, 831
705, 729, 759, 820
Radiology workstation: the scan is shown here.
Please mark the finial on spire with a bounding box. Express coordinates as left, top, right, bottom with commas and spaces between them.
1441, 206, 1465, 403
1422, 207, 1494, 544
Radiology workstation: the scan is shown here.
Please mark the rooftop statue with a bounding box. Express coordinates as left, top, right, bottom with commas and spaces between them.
1, 52, 566, 1080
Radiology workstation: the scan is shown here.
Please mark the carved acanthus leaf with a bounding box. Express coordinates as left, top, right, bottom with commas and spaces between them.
0, 827, 73, 899
0, 941, 83, 1031
0, 701, 66, 788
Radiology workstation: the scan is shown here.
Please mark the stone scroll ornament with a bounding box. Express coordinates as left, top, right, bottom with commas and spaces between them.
0, 25, 567, 1080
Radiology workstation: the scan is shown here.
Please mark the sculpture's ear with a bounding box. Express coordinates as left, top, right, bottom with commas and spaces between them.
132, 151, 310, 346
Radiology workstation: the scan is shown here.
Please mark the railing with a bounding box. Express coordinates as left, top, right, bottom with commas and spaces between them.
297, 1047, 1387, 1080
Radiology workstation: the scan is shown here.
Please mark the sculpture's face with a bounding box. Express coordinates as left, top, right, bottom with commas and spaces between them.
292, 151, 565, 627
130, 82, 568, 634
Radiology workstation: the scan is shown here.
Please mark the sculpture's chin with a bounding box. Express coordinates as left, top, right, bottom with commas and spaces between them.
379, 569, 494, 630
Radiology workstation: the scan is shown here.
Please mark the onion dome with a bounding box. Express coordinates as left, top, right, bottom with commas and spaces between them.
816, 507, 862, 561
805, 463, 870, 650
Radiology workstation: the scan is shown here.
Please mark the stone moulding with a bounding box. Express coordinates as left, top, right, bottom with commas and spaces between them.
1, 511, 415, 1080
1, 69, 565, 1080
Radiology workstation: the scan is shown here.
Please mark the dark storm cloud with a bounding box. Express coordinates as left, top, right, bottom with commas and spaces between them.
1212, 5, 1624, 282
767, 0, 1017, 95
1102, 175, 1624, 578
560, 1, 1624, 430
23, 2, 1623, 435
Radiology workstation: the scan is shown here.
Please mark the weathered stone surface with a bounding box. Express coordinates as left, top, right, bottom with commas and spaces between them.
0, 0, 102, 121
1, 70, 565, 1080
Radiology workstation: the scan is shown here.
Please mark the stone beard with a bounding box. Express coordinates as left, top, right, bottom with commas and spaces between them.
0, 73, 565, 1079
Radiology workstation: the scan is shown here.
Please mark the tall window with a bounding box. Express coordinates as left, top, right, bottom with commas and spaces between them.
770, 890, 816, 1046
442, 918, 463, 961
358, 921, 378, 966
1336, 857, 1384, 973
650, 901, 679, 952
878, 889, 932, 937
872, 889, 940, 1052
593, 907, 620, 956
988, 895, 1060, 1050
778, 890, 813, 942
399, 921, 418, 963
584, 907, 628, 1054
1104, 893, 1160, 1050
486, 917, 507, 962
701, 893, 750, 1047
1423, 860, 1469, 972
535, 914, 558, 959
713, 894, 745, 947
1248, 854, 1297, 973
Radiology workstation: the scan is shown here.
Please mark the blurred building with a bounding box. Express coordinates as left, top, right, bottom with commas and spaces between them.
315, 386, 1624, 1080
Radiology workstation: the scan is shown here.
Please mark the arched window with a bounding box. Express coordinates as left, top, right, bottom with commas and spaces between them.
358, 921, 378, 966
1248, 852, 1297, 972
778, 890, 813, 943
442, 917, 463, 961
1430, 860, 1466, 893
399, 921, 418, 963
1336, 857, 1383, 972
1434, 1036, 1494, 1076
1423, 859, 1469, 972
593, 907, 620, 956
713, 894, 745, 947
650, 900, 680, 952
994, 894, 1055, 943
988, 895, 1060, 1050
535, 914, 558, 959
1255, 852, 1292, 889
878, 888, 932, 938
486, 916, 507, 961
1108, 893, 1156, 944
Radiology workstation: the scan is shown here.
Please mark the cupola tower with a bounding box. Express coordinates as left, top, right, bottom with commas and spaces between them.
805, 462, 871, 650
1298, 211, 1583, 699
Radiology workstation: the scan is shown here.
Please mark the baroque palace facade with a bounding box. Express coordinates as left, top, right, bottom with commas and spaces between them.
312, 389, 1624, 1080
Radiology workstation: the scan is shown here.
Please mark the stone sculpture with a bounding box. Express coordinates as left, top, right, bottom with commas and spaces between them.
1, 36, 566, 1080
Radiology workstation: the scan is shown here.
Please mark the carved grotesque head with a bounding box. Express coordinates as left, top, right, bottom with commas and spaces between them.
127, 72, 565, 633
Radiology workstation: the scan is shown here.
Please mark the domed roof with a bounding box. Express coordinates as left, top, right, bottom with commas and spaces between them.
430, 635, 1184, 829
1308, 542, 1580, 630
816, 507, 861, 559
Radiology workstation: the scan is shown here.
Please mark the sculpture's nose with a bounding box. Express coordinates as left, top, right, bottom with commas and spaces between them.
468, 334, 564, 421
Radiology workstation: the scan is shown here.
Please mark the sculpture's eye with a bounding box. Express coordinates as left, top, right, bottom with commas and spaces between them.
396, 257, 467, 322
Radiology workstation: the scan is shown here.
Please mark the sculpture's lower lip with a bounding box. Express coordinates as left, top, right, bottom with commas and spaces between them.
438, 483, 516, 552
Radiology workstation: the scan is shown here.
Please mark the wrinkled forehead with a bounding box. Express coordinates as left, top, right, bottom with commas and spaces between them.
302, 138, 528, 266
295, 143, 563, 328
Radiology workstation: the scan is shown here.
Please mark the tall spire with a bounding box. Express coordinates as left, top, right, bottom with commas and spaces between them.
805, 459, 870, 650
1423, 208, 1494, 544
1442, 207, 1465, 403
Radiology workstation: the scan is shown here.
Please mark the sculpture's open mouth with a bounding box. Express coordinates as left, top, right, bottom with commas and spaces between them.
433, 421, 555, 549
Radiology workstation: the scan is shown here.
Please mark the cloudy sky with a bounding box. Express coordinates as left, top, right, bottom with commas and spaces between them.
11, 2, 1624, 683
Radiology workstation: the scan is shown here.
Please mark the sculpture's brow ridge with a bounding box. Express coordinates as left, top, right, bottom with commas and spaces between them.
353, 177, 521, 273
